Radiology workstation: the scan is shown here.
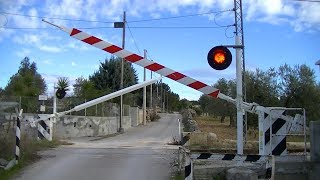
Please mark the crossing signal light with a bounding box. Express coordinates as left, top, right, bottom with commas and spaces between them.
207, 46, 232, 70
56, 88, 66, 99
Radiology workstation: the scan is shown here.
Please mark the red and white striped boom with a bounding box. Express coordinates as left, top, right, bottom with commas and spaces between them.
43, 20, 224, 99
43, 21, 298, 122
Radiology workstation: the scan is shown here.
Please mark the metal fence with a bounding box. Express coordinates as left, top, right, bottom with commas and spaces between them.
0, 96, 131, 117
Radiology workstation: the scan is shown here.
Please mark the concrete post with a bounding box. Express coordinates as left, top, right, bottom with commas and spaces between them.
236, 35, 244, 155
226, 167, 258, 180
310, 121, 320, 161
143, 50, 147, 125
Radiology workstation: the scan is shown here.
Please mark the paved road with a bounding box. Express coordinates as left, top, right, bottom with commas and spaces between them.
13, 113, 182, 180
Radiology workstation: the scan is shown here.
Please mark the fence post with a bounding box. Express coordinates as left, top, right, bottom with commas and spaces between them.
84, 99, 87, 116
15, 109, 23, 164
95, 104, 98, 116
102, 102, 104, 117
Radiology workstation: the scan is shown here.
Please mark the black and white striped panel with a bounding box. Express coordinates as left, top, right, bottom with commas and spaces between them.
190, 153, 272, 179
264, 110, 288, 155
181, 132, 191, 146
184, 155, 193, 180
190, 153, 269, 162
37, 119, 50, 140
15, 110, 22, 164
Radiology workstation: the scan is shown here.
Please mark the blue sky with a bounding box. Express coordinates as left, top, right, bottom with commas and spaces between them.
0, 0, 319, 100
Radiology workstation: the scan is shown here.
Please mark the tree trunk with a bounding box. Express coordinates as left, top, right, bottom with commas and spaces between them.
229, 115, 236, 127
220, 115, 225, 123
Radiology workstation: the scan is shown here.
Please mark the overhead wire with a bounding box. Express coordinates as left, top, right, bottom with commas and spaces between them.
127, 9, 233, 23
1, 9, 235, 30
0, 11, 114, 23
126, 22, 142, 55
0, 9, 233, 24
2, 25, 234, 30
0, 13, 8, 28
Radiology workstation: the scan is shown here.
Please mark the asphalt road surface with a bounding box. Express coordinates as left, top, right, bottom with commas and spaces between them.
13, 113, 182, 180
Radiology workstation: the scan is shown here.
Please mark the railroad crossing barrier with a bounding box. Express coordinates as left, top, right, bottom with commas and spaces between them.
43, 20, 306, 157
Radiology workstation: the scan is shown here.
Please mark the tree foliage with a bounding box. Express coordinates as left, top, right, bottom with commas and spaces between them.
136, 82, 181, 112
57, 77, 70, 90
199, 63, 320, 127
90, 56, 138, 91
4, 57, 47, 113
199, 78, 236, 126
5, 57, 46, 97
73, 57, 139, 105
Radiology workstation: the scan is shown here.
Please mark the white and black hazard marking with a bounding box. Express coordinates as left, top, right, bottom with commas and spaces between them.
37, 119, 51, 140
15, 110, 23, 164
189, 153, 272, 179
181, 132, 191, 146
263, 110, 288, 155
184, 155, 193, 180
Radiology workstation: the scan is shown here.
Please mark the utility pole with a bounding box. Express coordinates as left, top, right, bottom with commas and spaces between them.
150, 60, 153, 110
143, 50, 147, 125
163, 90, 165, 112
234, 0, 245, 154
119, 11, 126, 132
167, 92, 169, 113
161, 79, 163, 111
156, 81, 159, 111
51, 83, 56, 141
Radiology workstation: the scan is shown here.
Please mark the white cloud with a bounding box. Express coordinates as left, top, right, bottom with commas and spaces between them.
244, 0, 319, 32
39, 45, 62, 53
0, 0, 319, 46
13, 33, 63, 53
43, 59, 52, 65
66, 41, 89, 51
11, 8, 40, 29
71, 61, 77, 66
291, 3, 320, 32
46, 0, 84, 19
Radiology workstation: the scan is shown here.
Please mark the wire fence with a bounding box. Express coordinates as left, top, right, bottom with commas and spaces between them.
0, 96, 131, 117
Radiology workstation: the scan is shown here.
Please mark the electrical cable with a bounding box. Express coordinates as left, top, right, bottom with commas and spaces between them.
0, 11, 114, 23
127, 9, 233, 23
126, 22, 142, 55
0, 9, 234, 24
0, 13, 8, 28
2, 25, 234, 30
214, 9, 235, 28
224, 25, 235, 39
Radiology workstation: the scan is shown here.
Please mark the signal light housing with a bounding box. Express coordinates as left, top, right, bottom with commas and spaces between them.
207, 46, 232, 70
56, 88, 66, 99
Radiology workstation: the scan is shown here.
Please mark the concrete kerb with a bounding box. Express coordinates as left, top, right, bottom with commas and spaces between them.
178, 146, 274, 180
310, 121, 320, 162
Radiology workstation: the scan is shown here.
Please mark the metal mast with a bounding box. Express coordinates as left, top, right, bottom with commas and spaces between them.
234, 0, 246, 153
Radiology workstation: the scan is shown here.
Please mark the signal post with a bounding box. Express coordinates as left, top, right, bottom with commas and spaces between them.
207, 44, 244, 154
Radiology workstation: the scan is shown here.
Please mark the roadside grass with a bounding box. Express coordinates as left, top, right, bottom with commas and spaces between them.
193, 116, 308, 152
195, 116, 308, 142
171, 173, 183, 180
0, 135, 68, 180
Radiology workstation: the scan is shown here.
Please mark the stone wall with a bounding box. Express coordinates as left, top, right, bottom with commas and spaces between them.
181, 109, 199, 132
54, 115, 131, 139
0, 113, 38, 138
138, 109, 143, 124
0, 113, 132, 139
130, 107, 139, 126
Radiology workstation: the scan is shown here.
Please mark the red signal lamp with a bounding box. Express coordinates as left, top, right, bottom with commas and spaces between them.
207, 46, 232, 70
